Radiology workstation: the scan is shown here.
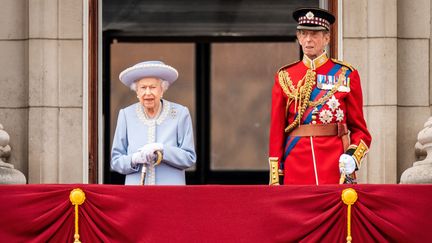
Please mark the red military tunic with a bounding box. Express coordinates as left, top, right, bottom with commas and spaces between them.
269, 52, 372, 185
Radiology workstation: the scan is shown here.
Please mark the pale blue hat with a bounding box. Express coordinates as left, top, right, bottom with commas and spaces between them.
119, 61, 178, 87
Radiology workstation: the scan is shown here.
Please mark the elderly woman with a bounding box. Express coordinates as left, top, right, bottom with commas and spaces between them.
111, 61, 196, 185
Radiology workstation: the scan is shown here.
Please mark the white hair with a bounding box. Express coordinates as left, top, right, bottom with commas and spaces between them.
130, 78, 170, 92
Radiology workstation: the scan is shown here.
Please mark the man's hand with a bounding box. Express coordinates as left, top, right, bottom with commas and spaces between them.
339, 154, 356, 174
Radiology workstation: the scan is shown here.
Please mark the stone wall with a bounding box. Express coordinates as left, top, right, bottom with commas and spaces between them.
0, 0, 29, 177
28, 0, 83, 183
0, 0, 84, 183
344, 0, 432, 183
397, 0, 432, 182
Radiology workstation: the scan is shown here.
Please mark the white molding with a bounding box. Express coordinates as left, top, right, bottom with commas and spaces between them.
320, 0, 330, 55
82, 0, 103, 184
320, 0, 343, 60
82, 0, 89, 183
98, 0, 104, 184
338, 0, 343, 60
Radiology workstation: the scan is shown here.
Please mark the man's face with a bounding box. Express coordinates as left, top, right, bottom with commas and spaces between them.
297, 29, 330, 59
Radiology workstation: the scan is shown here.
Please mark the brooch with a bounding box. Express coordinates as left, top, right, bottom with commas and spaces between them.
170, 108, 177, 118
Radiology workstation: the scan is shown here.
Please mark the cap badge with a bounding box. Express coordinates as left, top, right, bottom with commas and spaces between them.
306, 11, 314, 19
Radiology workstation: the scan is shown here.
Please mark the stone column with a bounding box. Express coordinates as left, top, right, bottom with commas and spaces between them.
343, 0, 397, 183
0, 124, 26, 184
400, 117, 432, 183
28, 0, 84, 183
0, 0, 29, 178
397, 0, 431, 182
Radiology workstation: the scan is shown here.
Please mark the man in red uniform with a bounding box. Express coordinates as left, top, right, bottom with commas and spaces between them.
269, 8, 371, 185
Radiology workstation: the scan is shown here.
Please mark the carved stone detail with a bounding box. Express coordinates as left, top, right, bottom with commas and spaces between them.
400, 117, 432, 184
0, 124, 26, 184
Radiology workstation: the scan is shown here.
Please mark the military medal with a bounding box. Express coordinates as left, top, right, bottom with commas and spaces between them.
317, 74, 350, 92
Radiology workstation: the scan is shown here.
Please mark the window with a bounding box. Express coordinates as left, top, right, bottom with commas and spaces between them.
101, 0, 324, 184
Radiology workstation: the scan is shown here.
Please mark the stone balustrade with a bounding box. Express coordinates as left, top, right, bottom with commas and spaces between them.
400, 117, 432, 184
0, 123, 26, 184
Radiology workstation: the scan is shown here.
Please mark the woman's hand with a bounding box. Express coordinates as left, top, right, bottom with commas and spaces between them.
131, 143, 164, 166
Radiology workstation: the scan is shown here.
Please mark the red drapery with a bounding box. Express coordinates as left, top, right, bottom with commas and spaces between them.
0, 184, 431, 242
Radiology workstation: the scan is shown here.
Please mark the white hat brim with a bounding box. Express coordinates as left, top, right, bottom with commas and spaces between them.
119, 63, 178, 87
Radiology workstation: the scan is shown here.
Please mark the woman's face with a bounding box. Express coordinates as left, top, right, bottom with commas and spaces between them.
135, 77, 164, 110
297, 29, 330, 59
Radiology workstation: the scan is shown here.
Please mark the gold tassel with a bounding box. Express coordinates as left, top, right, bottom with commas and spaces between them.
70, 188, 86, 243
341, 188, 358, 243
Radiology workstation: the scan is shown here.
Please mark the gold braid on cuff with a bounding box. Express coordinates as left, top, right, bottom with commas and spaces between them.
348, 140, 369, 168
269, 157, 280, 185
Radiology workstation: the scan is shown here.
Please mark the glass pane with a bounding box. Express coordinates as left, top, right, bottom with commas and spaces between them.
110, 43, 196, 169
211, 42, 299, 170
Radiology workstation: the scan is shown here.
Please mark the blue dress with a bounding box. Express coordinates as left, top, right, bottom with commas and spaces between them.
111, 100, 196, 185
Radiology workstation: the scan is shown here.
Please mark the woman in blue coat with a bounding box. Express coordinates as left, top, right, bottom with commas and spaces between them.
111, 61, 196, 185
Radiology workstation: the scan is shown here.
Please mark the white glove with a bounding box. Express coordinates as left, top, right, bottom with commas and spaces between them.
148, 142, 164, 153
132, 143, 164, 166
339, 154, 356, 174
141, 143, 163, 162
131, 151, 146, 167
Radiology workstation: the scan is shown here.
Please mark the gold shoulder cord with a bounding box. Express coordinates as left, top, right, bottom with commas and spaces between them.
278, 67, 348, 133
332, 58, 355, 71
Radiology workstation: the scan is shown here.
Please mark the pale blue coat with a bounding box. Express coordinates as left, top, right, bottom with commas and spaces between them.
110, 100, 196, 185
